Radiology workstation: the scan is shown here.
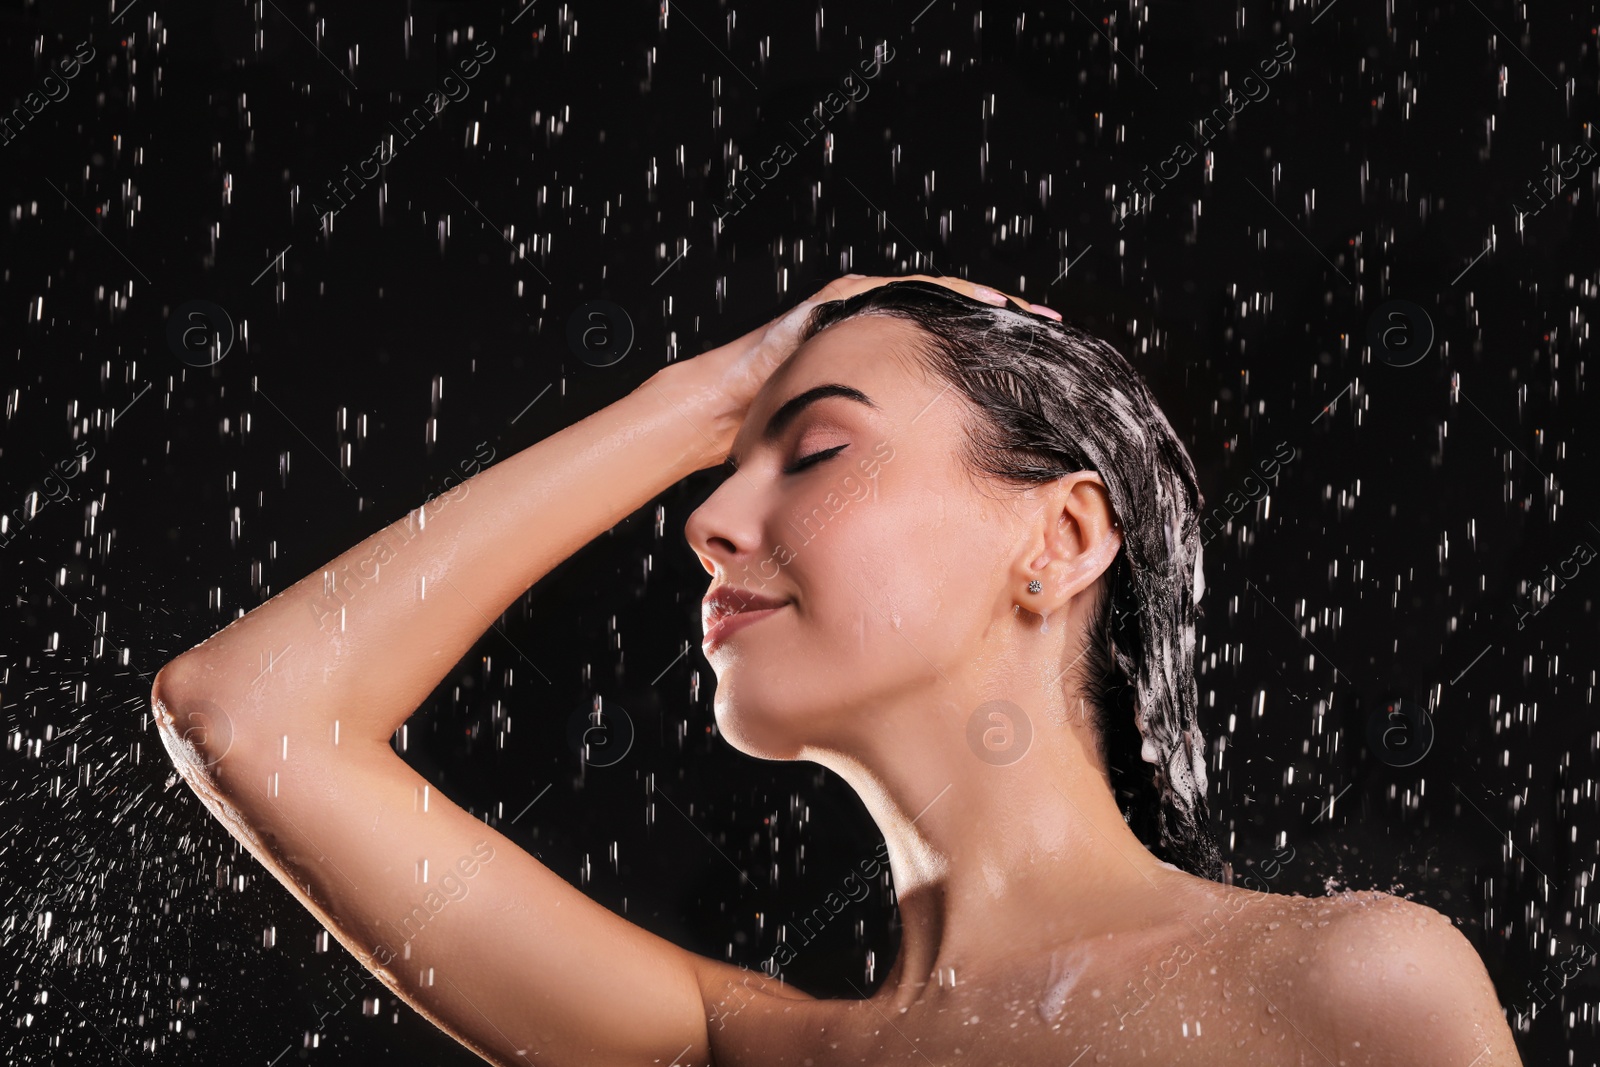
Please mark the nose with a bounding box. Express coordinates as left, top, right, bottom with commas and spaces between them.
684, 472, 764, 580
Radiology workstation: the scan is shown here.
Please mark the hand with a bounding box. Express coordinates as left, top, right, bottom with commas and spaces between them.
666, 274, 1058, 460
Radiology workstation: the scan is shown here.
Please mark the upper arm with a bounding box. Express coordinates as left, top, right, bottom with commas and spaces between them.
1302, 894, 1524, 1066
152, 668, 770, 1067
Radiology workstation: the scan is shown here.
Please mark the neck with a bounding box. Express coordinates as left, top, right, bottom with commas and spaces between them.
803, 712, 1190, 1009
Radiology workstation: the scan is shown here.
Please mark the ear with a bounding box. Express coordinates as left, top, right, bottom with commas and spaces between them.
1014, 472, 1122, 614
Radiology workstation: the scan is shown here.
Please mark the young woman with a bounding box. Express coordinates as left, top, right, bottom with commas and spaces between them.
152, 275, 1522, 1065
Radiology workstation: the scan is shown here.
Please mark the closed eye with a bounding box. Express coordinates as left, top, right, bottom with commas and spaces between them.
783, 444, 847, 475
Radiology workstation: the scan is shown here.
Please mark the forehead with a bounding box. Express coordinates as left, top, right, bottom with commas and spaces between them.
758, 312, 931, 410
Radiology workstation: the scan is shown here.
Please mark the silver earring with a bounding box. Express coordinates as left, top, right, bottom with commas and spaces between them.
1028, 580, 1042, 594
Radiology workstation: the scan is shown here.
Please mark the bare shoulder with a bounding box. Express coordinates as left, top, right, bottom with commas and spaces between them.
1284, 889, 1524, 1066
1293, 888, 1491, 990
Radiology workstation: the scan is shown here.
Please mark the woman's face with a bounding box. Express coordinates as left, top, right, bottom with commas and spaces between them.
685, 314, 1030, 762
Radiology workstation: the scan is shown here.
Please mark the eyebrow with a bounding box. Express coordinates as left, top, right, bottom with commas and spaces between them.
726, 383, 878, 468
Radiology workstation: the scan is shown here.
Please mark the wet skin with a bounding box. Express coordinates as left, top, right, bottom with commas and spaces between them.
704, 884, 1521, 1066
151, 275, 1522, 1067
682, 310, 1518, 1065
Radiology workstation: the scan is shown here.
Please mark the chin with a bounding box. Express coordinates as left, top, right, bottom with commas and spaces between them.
711, 687, 807, 762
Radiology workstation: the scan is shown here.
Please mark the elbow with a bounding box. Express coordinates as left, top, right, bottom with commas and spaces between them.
150, 656, 236, 777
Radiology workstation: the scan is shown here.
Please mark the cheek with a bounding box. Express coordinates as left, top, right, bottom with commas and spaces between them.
797, 492, 902, 624
799, 480, 979, 661
903, 514, 997, 649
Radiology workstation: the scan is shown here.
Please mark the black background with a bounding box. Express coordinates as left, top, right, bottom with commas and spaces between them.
2, 0, 1596, 1063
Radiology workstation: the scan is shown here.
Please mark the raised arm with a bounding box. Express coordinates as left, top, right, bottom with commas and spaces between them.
149, 274, 1034, 1067
150, 355, 756, 1065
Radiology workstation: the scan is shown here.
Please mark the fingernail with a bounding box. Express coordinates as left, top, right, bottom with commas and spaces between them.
1034, 304, 1063, 321
973, 286, 1009, 306
844, 273, 866, 279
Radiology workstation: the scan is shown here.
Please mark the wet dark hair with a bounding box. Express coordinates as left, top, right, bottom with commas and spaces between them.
798, 280, 1225, 882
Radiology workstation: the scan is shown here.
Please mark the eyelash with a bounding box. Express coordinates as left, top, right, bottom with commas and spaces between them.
783, 444, 847, 474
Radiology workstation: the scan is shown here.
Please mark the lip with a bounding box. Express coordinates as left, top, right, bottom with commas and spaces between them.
701, 584, 791, 653
702, 604, 787, 653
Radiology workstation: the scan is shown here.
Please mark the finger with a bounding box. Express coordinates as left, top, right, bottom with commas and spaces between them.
809, 275, 874, 303
905, 273, 1037, 313
972, 285, 1022, 309
980, 286, 1038, 314
813, 274, 1051, 318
